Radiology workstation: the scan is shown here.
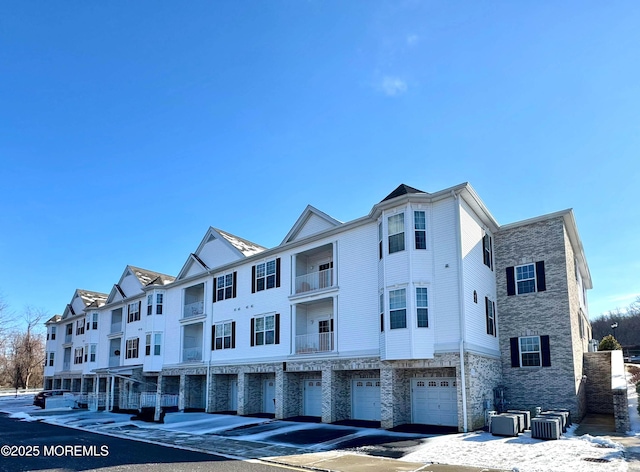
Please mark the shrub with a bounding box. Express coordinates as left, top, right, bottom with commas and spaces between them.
598, 335, 622, 351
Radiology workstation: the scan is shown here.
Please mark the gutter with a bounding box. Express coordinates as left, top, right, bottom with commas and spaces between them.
452, 190, 469, 433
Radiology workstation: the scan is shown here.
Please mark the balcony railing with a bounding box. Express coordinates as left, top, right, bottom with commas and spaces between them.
109, 355, 120, 367
183, 346, 202, 362
295, 332, 334, 354
64, 334, 72, 344
183, 301, 204, 318
88, 393, 106, 411
161, 394, 179, 407
140, 392, 158, 408
295, 269, 333, 294
62, 361, 71, 371
119, 392, 140, 410
110, 321, 122, 334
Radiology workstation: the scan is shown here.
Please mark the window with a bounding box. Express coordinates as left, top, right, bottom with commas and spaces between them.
50, 326, 56, 340
388, 213, 405, 254
414, 211, 426, 250
416, 287, 428, 327
510, 335, 551, 368
156, 293, 163, 314
485, 297, 496, 336
506, 261, 546, 296
215, 272, 237, 301
127, 301, 141, 323
92, 313, 98, 330
378, 222, 383, 259
76, 320, 85, 336
389, 288, 407, 329
213, 322, 235, 350
147, 295, 153, 316
379, 293, 384, 332
145, 334, 161, 356
519, 336, 541, 367
126, 338, 139, 359
482, 233, 493, 269
89, 344, 96, 362
66, 324, 72, 336
48, 352, 54, 367
74, 348, 83, 364
252, 259, 280, 293
251, 314, 280, 346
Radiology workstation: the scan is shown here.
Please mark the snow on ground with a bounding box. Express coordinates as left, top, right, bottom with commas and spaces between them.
398, 427, 626, 472
627, 370, 640, 435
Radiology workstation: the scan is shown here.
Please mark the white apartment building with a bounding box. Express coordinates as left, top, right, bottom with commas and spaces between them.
43, 182, 592, 431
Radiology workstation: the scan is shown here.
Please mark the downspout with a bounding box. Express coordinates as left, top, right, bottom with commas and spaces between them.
452, 190, 468, 432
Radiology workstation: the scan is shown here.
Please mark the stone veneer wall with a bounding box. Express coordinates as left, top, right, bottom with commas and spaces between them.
465, 353, 503, 430
584, 352, 614, 414
495, 216, 584, 420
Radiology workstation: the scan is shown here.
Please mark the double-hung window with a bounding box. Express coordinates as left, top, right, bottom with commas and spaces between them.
389, 288, 407, 329
214, 322, 235, 350
416, 287, 428, 327
127, 301, 141, 323
215, 273, 237, 301
147, 295, 153, 315
74, 348, 83, 364
156, 294, 163, 314
50, 326, 56, 340
89, 344, 96, 362
76, 320, 84, 336
92, 313, 98, 330
145, 333, 162, 356
126, 338, 139, 359
251, 314, 280, 346
388, 214, 405, 254
483, 233, 493, 269
516, 264, 536, 294
506, 261, 546, 296
485, 297, 496, 336
252, 259, 280, 293
414, 211, 426, 250
48, 352, 55, 367
519, 336, 541, 367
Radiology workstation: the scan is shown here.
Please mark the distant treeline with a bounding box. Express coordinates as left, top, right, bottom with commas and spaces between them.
591, 297, 640, 348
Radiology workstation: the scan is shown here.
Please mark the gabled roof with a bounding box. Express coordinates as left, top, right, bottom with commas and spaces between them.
45, 314, 61, 325
281, 205, 342, 245
381, 184, 427, 202
76, 289, 108, 309
106, 266, 175, 304
176, 227, 266, 280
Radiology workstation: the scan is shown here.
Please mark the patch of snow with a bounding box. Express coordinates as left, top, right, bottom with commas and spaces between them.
627, 370, 640, 435
400, 430, 627, 472
8, 412, 39, 422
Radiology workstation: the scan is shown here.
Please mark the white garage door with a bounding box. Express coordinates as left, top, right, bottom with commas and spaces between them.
352, 379, 381, 421
303, 379, 322, 417
411, 378, 458, 427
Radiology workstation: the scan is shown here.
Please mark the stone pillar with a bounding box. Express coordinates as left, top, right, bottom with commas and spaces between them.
206, 373, 216, 413
380, 365, 395, 429
321, 366, 334, 423
178, 373, 186, 411
237, 371, 247, 416
154, 374, 163, 421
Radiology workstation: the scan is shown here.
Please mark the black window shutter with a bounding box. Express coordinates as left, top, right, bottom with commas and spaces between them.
231, 321, 236, 349
275, 313, 280, 344
506, 267, 516, 296
482, 235, 487, 262
380, 313, 384, 332
213, 277, 218, 303
138, 300, 141, 315
485, 297, 490, 335
489, 237, 493, 271
541, 335, 551, 366
536, 261, 546, 292
251, 266, 256, 293
330, 318, 334, 332
211, 326, 216, 350
232, 272, 237, 298
275, 258, 281, 288
510, 337, 520, 367
250, 318, 255, 346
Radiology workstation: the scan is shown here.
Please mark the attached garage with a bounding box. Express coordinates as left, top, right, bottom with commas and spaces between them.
303, 379, 322, 417
352, 379, 381, 421
411, 378, 458, 426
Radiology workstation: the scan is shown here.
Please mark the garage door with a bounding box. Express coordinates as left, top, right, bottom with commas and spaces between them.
303, 379, 322, 417
411, 378, 458, 426
352, 379, 381, 421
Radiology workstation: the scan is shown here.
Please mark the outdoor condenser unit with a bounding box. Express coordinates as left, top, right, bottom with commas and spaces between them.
531, 417, 561, 440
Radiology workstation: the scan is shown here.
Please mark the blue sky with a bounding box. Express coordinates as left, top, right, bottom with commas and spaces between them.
1, 1, 639, 326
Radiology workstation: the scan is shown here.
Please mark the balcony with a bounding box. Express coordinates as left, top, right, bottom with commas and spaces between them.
110, 321, 122, 334
109, 356, 120, 367
64, 334, 72, 344
183, 347, 202, 362
295, 269, 333, 294
63, 361, 71, 371
183, 301, 204, 319
295, 332, 334, 354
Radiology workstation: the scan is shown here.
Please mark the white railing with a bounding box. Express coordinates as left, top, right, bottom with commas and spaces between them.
295, 269, 333, 294
110, 321, 122, 333
140, 392, 158, 408
295, 332, 334, 354
88, 393, 106, 411
183, 301, 204, 318
183, 347, 202, 362
75, 393, 88, 406
119, 392, 140, 410
161, 394, 179, 407
62, 361, 70, 371
65, 334, 72, 343
109, 356, 119, 367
